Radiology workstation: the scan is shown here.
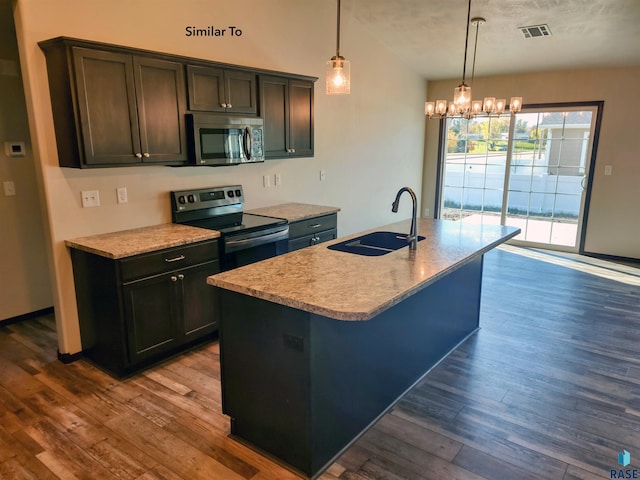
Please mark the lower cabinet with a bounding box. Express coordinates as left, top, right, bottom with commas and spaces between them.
70, 240, 220, 376
287, 213, 337, 252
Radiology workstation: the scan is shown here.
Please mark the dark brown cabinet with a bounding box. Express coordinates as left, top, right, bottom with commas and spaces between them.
287, 213, 337, 252
39, 37, 316, 168
70, 240, 220, 376
186, 65, 257, 115
40, 38, 188, 168
260, 75, 314, 159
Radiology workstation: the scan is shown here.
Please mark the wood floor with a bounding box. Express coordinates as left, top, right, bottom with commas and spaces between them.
1, 246, 639, 479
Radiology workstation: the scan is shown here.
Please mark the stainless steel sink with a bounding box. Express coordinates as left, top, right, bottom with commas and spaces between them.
327, 231, 425, 256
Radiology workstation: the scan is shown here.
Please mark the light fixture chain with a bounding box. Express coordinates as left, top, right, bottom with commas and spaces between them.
336, 0, 341, 57
471, 18, 480, 89
461, 0, 472, 84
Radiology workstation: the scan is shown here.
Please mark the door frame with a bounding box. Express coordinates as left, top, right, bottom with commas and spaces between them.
435, 100, 604, 254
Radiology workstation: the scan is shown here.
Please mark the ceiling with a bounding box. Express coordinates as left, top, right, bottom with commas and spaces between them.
345, 0, 640, 80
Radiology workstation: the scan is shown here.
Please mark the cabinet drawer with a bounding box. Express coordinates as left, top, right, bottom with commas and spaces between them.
119, 240, 219, 282
288, 214, 337, 239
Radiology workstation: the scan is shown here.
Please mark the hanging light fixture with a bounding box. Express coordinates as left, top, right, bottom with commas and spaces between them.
425, 0, 522, 119
326, 0, 350, 95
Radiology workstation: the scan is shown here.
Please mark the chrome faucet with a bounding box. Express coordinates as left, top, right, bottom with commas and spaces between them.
391, 187, 418, 250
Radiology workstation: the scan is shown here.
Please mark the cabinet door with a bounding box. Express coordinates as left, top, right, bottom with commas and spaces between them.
186, 65, 226, 112
260, 75, 290, 159
122, 273, 179, 364
224, 70, 257, 115
178, 261, 221, 342
288, 79, 314, 157
134, 57, 188, 164
72, 47, 141, 165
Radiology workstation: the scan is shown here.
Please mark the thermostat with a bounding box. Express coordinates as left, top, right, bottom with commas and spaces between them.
5, 141, 26, 157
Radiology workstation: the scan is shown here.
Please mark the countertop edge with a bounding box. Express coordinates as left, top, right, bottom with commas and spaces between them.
65, 225, 220, 259
247, 203, 341, 222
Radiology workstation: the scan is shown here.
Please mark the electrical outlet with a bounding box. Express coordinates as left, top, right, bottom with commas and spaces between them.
116, 187, 128, 204
263, 175, 271, 187
81, 190, 100, 208
424, 208, 430, 217
274, 173, 281, 186
320, 170, 326, 181
604, 165, 613, 176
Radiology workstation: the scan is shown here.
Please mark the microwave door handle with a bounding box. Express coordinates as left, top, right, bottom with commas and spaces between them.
242, 127, 253, 160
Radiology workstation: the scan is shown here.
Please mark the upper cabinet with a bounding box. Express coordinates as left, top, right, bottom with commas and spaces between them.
186, 65, 257, 115
39, 37, 316, 168
39, 38, 188, 168
260, 75, 314, 159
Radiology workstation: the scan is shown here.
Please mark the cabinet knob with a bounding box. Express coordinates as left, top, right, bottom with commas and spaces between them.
135, 153, 142, 158
170, 276, 178, 282
290, 148, 296, 153
143, 152, 150, 158
221, 103, 227, 108
227, 104, 232, 109
178, 274, 185, 280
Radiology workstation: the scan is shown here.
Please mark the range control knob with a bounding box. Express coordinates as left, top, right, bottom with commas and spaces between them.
178, 195, 186, 204
235, 189, 241, 197
227, 190, 235, 198
187, 194, 196, 203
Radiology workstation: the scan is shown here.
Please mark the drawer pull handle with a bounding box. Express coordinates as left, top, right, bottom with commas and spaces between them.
165, 255, 186, 263
309, 224, 322, 229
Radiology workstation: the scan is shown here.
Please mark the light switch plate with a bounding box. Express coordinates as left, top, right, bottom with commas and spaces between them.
604, 165, 613, 176
116, 187, 128, 204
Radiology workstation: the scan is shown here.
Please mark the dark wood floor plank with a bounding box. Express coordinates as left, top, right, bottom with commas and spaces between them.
104, 409, 246, 480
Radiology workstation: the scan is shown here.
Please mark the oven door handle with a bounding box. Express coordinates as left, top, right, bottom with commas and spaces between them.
224, 226, 289, 253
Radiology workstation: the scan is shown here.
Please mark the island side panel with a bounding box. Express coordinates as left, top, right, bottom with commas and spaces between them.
216, 254, 484, 478
217, 288, 313, 474
309, 255, 484, 475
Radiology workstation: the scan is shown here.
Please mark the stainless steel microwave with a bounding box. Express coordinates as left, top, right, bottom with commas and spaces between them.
186, 113, 264, 166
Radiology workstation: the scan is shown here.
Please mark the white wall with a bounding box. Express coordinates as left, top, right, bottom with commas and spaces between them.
423, 67, 640, 259
13, 0, 426, 354
0, 1, 52, 321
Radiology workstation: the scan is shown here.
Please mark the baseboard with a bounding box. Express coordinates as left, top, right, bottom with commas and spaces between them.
57, 350, 83, 364
583, 251, 640, 266
0, 306, 54, 326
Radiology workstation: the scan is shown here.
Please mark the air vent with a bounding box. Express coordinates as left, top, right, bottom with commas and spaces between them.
519, 24, 551, 39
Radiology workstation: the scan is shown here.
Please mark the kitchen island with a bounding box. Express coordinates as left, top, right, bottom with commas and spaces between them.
207, 218, 519, 478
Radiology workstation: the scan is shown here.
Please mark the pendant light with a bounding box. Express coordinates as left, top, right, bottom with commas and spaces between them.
326, 0, 350, 95
425, 0, 522, 119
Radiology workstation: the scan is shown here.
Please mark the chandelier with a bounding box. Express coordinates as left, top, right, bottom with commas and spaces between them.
425, 0, 522, 119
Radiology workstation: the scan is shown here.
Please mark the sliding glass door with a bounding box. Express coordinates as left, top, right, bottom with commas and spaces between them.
439, 104, 601, 252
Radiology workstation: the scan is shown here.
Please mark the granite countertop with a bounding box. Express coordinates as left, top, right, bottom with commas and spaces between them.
247, 202, 340, 222
208, 218, 520, 321
66, 223, 220, 259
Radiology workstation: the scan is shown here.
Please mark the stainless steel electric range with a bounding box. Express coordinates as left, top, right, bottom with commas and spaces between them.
171, 185, 289, 270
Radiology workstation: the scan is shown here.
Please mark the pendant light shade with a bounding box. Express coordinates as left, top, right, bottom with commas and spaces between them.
326, 0, 350, 95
